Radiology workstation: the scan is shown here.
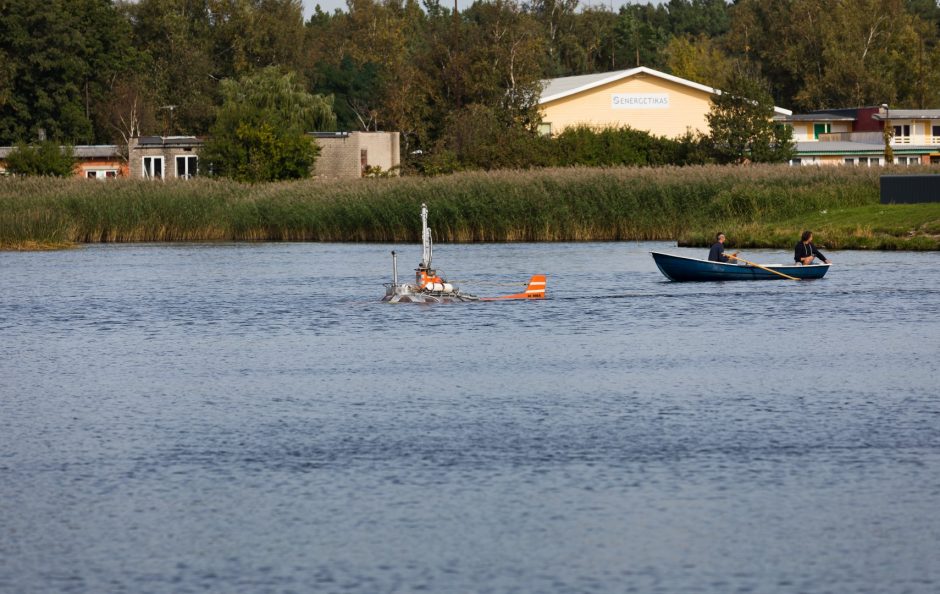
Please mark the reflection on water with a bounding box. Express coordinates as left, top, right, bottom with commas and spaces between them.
1, 242, 939, 593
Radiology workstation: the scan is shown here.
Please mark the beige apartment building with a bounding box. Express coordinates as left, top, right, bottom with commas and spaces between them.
538, 66, 791, 138
778, 106, 940, 166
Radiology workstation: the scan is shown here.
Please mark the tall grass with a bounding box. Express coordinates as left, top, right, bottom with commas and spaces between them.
3, 164, 933, 250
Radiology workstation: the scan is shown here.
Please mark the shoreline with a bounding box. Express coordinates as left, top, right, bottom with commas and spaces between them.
4, 230, 938, 253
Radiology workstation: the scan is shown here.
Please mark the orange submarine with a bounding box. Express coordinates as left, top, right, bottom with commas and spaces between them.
382, 203, 547, 303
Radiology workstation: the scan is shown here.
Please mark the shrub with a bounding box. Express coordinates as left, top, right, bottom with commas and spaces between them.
5, 141, 76, 176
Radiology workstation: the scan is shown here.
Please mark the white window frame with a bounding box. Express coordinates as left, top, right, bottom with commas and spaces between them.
892, 124, 912, 144
176, 155, 197, 179
85, 169, 118, 180
142, 156, 164, 179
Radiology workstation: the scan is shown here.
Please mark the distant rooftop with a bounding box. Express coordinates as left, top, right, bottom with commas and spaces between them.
781, 106, 940, 122
871, 109, 940, 120
540, 66, 792, 116
794, 140, 937, 155
309, 131, 350, 138
778, 113, 857, 122
795, 141, 884, 154
0, 145, 120, 159
135, 136, 204, 148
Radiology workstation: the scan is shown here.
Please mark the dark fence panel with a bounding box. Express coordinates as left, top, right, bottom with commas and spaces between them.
880, 175, 940, 204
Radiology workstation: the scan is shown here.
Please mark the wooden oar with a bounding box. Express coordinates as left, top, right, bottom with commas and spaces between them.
726, 254, 800, 281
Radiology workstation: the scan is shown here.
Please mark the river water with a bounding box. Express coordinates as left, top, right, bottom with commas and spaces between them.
1, 242, 938, 593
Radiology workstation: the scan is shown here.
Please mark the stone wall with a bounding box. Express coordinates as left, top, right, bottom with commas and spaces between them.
312, 132, 400, 178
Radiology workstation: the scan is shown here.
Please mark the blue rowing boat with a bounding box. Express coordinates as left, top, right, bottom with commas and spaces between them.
651, 251, 830, 282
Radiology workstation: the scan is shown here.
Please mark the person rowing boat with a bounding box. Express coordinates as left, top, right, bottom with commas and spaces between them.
794, 231, 832, 265
708, 232, 739, 263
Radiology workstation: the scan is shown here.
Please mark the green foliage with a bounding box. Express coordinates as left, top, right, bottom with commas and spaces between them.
665, 34, 739, 89
727, 0, 940, 110
615, 5, 671, 69
461, 0, 547, 126
666, 0, 731, 38
5, 142, 76, 177
424, 104, 552, 173
551, 125, 710, 167
706, 68, 795, 164
313, 57, 384, 131
122, 0, 218, 135
420, 122, 710, 172
7, 0, 940, 166
224, 122, 318, 183
0, 0, 135, 144
216, 67, 335, 132
199, 67, 334, 182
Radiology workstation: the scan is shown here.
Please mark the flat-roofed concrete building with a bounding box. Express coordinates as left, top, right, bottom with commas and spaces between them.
311, 131, 400, 178
538, 66, 791, 138
129, 136, 203, 179
2, 132, 402, 180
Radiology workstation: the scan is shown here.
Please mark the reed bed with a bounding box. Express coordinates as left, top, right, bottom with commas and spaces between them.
2, 164, 934, 250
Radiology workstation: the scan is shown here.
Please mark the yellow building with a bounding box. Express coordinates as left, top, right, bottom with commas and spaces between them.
538, 66, 791, 137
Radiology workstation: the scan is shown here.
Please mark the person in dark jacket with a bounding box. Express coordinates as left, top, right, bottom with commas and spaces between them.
708, 233, 738, 263
794, 230, 831, 265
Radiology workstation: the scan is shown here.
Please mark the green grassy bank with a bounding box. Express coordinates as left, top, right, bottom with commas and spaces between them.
1, 165, 938, 251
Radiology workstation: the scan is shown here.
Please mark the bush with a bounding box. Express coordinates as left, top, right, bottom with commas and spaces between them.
426, 104, 553, 173
5, 141, 76, 176
199, 67, 333, 182
423, 122, 712, 172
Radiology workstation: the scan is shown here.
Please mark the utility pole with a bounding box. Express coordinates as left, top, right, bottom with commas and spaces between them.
159, 105, 178, 137
882, 103, 893, 165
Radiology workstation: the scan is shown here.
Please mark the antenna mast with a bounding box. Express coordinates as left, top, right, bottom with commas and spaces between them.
420, 203, 433, 269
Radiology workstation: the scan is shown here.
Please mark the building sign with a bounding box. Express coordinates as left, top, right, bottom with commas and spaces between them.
611, 94, 670, 109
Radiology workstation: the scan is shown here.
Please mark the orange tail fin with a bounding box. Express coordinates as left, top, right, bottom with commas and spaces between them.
522, 274, 547, 299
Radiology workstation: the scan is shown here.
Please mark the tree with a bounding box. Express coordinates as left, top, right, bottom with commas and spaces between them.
314, 57, 385, 131
565, 7, 619, 73
665, 34, 738, 90
705, 67, 794, 164
725, 0, 940, 110
5, 141, 76, 176
459, 0, 547, 127
666, 0, 731, 38
528, 0, 581, 76
199, 67, 335, 182
207, 0, 307, 78
614, 4, 670, 70
0, 0, 136, 144
122, 0, 218, 135
426, 103, 550, 172
306, 0, 433, 155
95, 74, 159, 152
